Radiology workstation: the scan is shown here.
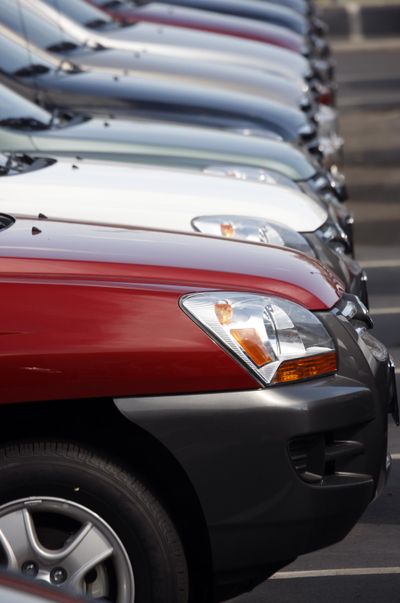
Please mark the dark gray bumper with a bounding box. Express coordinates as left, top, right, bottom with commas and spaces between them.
114, 313, 391, 596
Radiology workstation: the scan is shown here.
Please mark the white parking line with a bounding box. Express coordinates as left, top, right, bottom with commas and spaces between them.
390, 453, 400, 459
272, 567, 400, 580
370, 307, 400, 316
361, 259, 400, 269
333, 38, 400, 53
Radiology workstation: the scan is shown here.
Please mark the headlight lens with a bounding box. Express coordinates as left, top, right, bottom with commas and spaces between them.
181, 292, 337, 386
192, 215, 316, 257
202, 165, 299, 191
335, 293, 372, 326
334, 293, 388, 362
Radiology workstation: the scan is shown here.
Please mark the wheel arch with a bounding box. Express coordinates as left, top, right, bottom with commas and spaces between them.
0, 398, 213, 602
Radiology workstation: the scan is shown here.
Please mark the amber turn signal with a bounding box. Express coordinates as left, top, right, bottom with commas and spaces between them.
272, 351, 337, 384
230, 328, 272, 367
215, 301, 233, 325
220, 222, 235, 238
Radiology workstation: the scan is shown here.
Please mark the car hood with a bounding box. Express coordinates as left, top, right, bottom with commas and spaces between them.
25, 0, 309, 77
0, 23, 307, 140
28, 118, 316, 181
72, 47, 305, 106
11, 68, 307, 141
101, 21, 309, 77
0, 157, 327, 232
120, 3, 304, 51
0, 216, 343, 310
131, 0, 308, 35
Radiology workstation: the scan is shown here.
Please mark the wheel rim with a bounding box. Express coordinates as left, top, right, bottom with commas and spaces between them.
0, 497, 135, 602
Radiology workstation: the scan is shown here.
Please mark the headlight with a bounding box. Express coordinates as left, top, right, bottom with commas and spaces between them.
202, 165, 299, 191
315, 218, 350, 254
334, 293, 388, 363
192, 215, 316, 257
181, 292, 337, 386
335, 293, 372, 328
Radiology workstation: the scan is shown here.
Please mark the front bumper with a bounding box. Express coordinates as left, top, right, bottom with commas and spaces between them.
115, 313, 392, 600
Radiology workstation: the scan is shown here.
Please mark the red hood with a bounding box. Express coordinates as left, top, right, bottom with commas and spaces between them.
0, 217, 344, 310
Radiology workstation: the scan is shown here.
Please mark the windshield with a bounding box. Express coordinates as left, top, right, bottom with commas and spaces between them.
41, 0, 115, 28
0, 83, 51, 124
0, 0, 80, 52
0, 23, 58, 75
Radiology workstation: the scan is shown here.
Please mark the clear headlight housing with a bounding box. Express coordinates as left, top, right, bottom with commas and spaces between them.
315, 218, 350, 254
202, 165, 299, 191
192, 215, 315, 257
335, 293, 388, 363
181, 292, 337, 386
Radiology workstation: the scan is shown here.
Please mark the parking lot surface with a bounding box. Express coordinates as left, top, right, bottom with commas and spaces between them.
231, 40, 400, 603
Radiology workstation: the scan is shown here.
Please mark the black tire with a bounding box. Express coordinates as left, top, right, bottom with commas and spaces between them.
0, 440, 189, 603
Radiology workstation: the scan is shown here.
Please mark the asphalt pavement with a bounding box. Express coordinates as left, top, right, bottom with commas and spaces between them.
231, 39, 400, 603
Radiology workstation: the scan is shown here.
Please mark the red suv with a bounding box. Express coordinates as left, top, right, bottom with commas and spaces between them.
0, 214, 395, 603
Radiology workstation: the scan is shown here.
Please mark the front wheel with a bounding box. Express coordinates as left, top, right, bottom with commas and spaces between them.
0, 441, 189, 603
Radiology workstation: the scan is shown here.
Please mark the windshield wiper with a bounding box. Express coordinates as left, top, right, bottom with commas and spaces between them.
85, 18, 110, 29
47, 40, 80, 53
0, 153, 32, 175
13, 64, 50, 77
0, 153, 55, 177
0, 117, 49, 131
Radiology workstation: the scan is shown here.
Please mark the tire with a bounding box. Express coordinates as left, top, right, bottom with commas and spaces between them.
0, 440, 189, 603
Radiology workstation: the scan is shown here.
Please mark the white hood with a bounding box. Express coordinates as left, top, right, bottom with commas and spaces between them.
0, 158, 326, 233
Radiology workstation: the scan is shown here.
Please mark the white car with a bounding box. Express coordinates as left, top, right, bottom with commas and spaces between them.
0, 153, 364, 300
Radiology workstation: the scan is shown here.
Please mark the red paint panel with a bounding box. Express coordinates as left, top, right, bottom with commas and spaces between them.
0, 276, 257, 404
0, 219, 342, 404
0, 219, 343, 311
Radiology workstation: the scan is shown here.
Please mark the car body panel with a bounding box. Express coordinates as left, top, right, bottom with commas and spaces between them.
0, 24, 308, 143
138, 0, 309, 17
4, 0, 310, 93
115, 327, 391, 579
29, 0, 311, 77
0, 82, 318, 183
56, 0, 309, 35
0, 157, 327, 232
128, 0, 309, 35
1, 117, 316, 182
0, 216, 342, 404
88, 1, 305, 53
